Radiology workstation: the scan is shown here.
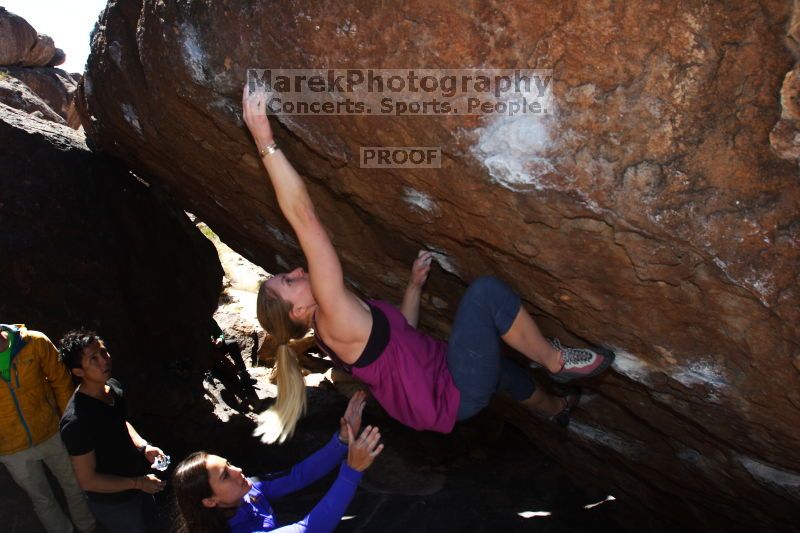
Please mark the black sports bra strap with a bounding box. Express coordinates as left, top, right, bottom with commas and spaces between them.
312, 301, 390, 370
356, 303, 390, 368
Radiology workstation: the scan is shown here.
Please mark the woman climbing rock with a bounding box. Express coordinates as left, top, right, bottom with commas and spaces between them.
242, 83, 614, 444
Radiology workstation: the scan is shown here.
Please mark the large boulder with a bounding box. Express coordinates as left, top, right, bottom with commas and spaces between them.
0, 8, 79, 128
0, 7, 36, 66
0, 7, 64, 67
0, 102, 222, 429
77, 1, 800, 530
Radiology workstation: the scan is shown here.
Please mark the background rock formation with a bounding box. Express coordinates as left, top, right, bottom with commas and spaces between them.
77, 1, 800, 530
0, 67, 81, 127
0, 102, 222, 433
0, 8, 80, 128
0, 7, 64, 67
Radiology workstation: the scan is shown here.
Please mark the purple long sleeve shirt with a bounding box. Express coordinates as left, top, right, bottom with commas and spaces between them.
228, 433, 362, 533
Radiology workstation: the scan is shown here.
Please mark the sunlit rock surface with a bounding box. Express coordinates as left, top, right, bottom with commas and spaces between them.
78, 1, 799, 530
0, 8, 80, 128
0, 7, 64, 67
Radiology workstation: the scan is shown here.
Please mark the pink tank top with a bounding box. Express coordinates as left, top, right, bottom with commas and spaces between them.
314, 300, 460, 433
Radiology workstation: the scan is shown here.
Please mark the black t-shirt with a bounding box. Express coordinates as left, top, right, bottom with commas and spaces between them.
59, 378, 148, 501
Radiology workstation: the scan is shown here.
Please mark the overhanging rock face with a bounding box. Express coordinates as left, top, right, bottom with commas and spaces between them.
79, 1, 799, 530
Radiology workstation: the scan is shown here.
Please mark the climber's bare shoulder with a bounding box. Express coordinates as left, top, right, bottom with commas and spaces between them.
315, 290, 371, 365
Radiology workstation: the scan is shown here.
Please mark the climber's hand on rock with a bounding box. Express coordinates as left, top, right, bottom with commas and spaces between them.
409, 250, 433, 288
242, 83, 274, 148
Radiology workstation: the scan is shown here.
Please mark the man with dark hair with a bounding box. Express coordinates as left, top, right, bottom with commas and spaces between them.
0, 324, 95, 533
58, 330, 166, 533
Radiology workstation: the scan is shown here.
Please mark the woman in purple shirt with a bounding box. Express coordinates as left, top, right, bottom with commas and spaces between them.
241, 84, 614, 444
172, 392, 382, 533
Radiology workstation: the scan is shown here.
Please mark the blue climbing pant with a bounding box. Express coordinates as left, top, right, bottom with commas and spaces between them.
446, 276, 535, 420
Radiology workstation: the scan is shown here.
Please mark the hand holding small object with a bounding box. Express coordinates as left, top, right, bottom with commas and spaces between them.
143, 445, 165, 464
151, 454, 171, 471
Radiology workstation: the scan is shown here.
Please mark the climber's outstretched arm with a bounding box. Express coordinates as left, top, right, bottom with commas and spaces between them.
401, 250, 433, 328
241, 85, 370, 346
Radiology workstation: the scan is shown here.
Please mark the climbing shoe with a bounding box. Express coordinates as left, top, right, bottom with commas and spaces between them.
530, 339, 615, 383
549, 392, 579, 427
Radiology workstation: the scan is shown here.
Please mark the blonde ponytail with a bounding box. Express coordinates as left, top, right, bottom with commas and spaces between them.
254, 343, 307, 443
253, 280, 309, 444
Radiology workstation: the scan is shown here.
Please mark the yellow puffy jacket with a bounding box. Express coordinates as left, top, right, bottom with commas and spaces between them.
0, 325, 74, 455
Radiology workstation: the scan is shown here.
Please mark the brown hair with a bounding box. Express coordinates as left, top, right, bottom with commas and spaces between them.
172, 452, 229, 533
253, 280, 309, 443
